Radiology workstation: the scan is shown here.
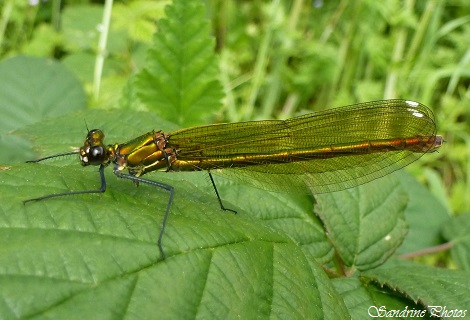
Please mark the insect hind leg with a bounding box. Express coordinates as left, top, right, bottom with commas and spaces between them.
113, 171, 174, 260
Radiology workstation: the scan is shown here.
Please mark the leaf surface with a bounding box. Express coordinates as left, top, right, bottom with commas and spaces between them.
136, 0, 223, 127
314, 175, 408, 271
1, 110, 350, 319
0, 56, 86, 162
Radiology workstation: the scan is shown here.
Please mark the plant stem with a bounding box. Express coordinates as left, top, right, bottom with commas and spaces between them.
93, 0, 113, 100
51, 0, 62, 31
398, 242, 453, 259
0, 0, 13, 50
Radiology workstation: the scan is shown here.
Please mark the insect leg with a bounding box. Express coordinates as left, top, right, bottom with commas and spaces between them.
113, 171, 174, 260
24, 164, 107, 203
208, 172, 237, 214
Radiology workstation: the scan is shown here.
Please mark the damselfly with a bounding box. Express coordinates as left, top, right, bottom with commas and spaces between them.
24, 99, 443, 258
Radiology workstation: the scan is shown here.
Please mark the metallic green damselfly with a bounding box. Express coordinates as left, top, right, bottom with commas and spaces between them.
25, 99, 443, 258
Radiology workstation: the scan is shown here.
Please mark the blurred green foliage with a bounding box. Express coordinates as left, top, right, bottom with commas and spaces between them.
1, 1, 470, 316
0, 0, 468, 210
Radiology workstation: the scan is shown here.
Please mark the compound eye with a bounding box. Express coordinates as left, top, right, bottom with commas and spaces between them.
88, 146, 105, 164
79, 129, 110, 166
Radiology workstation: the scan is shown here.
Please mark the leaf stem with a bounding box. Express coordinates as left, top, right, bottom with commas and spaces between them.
398, 242, 453, 259
93, 0, 113, 99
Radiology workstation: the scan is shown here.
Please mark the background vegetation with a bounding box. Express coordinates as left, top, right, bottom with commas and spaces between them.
0, 0, 469, 318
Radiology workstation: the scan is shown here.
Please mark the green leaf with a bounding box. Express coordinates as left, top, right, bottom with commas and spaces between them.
61, 52, 96, 84
363, 259, 470, 312
395, 171, 450, 255
1, 110, 351, 319
314, 174, 409, 271
3, 109, 458, 319
212, 178, 335, 264
61, 5, 103, 52
136, 0, 224, 127
112, 1, 167, 44
0, 56, 86, 131
0, 55, 86, 163
332, 276, 427, 319
442, 212, 470, 270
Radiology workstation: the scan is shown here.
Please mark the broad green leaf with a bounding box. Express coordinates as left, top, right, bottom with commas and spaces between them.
0, 56, 86, 131
1, 167, 347, 319
363, 259, 470, 312
136, 0, 224, 127
214, 178, 334, 264
0, 55, 86, 163
61, 52, 97, 84
396, 171, 450, 255
442, 212, 470, 270
314, 174, 408, 271
332, 277, 426, 319
1, 110, 350, 319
